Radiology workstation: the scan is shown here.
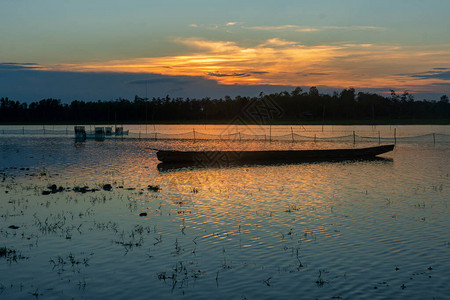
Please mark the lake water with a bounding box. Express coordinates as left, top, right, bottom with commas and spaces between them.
0, 125, 449, 299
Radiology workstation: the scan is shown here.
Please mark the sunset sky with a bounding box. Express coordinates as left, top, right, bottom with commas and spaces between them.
1, 0, 449, 102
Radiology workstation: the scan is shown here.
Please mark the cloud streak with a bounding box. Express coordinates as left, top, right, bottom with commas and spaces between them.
188, 23, 384, 33
243, 25, 385, 32
0, 62, 44, 70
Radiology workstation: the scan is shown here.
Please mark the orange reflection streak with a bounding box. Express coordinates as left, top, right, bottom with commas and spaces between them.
49, 38, 450, 92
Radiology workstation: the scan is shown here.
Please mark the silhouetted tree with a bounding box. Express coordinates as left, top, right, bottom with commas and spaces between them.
1, 88, 449, 123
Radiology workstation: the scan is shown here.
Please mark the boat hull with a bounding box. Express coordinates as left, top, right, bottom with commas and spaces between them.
156, 144, 395, 164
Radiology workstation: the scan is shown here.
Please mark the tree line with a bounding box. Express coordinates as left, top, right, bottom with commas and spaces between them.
1, 87, 449, 124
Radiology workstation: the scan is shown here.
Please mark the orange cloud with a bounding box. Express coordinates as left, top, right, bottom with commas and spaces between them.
50, 38, 450, 93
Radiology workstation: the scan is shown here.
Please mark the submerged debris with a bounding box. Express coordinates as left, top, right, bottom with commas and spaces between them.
8, 225, 20, 229
148, 185, 160, 192
42, 184, 65, 195
73, 186, 90, 193
139, 212, 148, 217
103, 184, 113, 191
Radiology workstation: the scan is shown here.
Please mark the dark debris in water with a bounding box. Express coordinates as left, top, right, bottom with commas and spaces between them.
139, 212, 148, 217
103, 184, 113, 191
42, 184, 65, 195
73, 186, 94, 193
8, 225, 20, 229
148, 185, 161, 192
40, 184, 139, 194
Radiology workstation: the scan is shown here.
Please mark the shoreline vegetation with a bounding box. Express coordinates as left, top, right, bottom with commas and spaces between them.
1, 87, 449, 125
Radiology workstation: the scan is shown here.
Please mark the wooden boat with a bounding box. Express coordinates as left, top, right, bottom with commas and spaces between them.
156, 144, 394, 164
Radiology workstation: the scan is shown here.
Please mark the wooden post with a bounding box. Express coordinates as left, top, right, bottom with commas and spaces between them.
269, 125, 272, 142
353, 131, 356, 144
322, 104, 325, 132
394, 128, 397, 144
193, 128, 196, 142
433, 133, 436, 144
314, 133, 316, 143
291, 127, 294, 143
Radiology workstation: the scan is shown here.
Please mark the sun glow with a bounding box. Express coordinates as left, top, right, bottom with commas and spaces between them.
49, 38, 450, 92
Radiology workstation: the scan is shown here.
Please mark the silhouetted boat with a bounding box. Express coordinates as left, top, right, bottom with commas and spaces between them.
156, 144, 395, 164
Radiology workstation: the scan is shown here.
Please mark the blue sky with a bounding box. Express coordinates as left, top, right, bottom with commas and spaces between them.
1, 0, 449, 102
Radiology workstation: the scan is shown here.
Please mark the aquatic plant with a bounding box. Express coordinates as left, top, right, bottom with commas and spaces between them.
316, 270, 328, 287
0, 247, 28, 262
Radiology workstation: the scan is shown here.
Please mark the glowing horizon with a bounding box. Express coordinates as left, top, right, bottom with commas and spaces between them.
37, 37, 449, 95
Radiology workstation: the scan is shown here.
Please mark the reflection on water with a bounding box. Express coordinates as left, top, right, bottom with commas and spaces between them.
0, 125, 449, 299
156, 157, 394, 172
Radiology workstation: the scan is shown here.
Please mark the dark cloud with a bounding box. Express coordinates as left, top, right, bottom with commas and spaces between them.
297, 72, 329, 77
249, 71, 269, 75
208, 72, 250, 77
0, 62, 40, 70
408, 69, 450, 80
128, 78, 191, 85
167, 87, 184, 93
431, 82, 450, 86
0, 67, 295, 103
